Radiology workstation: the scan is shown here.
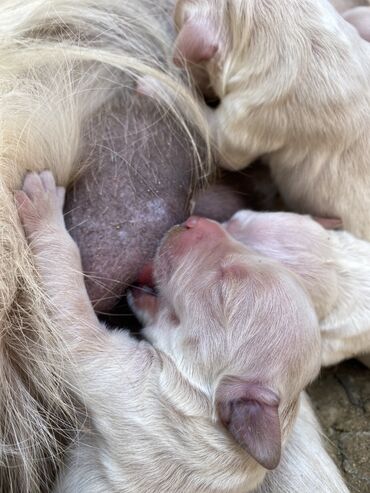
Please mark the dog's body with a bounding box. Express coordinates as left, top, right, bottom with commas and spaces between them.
57, 392, 349, 493
225, 210, 370, 366
0, 1, 211, 487
14, 171, 348, 493
174, 0, 370, 241
1, 1, 364, 489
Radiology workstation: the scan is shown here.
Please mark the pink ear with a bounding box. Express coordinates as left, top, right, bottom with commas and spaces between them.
173, 20, 218, 67
313, 216, 342, 230
216, 378, 281, 470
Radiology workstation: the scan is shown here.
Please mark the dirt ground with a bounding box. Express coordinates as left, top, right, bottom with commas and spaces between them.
308, 360, 370, 493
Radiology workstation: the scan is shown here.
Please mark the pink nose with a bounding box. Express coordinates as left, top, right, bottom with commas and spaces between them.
159, 216, 230, 269
183, 216, 224, 236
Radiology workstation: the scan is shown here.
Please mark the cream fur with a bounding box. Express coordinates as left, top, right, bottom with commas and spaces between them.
0, 0, 358, 489
0, 0, 209, 490
15, 171, 324, 492
175, 0, 370, 240
225, 210, 370, 366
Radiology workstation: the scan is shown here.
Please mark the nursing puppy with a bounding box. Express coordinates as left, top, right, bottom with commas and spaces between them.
174, 0, 370, 240
15, 171, 321, 493
225, 210, 370, 366
0, 1, 209, 488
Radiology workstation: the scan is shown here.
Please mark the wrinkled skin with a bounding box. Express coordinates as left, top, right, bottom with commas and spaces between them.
65, 93, 200, 313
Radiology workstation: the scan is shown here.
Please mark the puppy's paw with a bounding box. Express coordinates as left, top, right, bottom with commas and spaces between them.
15, 171, 66, 240
127, 287, 159, 327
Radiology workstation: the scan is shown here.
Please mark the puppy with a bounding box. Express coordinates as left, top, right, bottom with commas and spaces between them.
224, 210, 370, 366
15, 171, 321, 493
174, 0, 370, 240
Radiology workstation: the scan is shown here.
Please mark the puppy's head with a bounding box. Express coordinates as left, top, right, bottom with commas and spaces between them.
132, 216, 321, 470
173, 0, 345, 97
173, 0, 246, 99
224, 210, 339, 319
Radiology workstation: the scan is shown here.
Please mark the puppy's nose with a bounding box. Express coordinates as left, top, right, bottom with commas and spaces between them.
183, 216, 225, 236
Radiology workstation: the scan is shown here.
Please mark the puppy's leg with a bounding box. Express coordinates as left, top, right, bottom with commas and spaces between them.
254, 394, 349, 493
15, 168, 155, 450
15, 171, 101, 350
15, 171, 153, 415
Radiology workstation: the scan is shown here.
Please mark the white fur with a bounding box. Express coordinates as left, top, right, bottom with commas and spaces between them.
225, 210, 370, 366
14, 172, 338, 493
175, 0, 370, 240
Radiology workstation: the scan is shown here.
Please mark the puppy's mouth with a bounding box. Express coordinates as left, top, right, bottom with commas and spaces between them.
134, 224, 185, 290
135, 262, 157, 297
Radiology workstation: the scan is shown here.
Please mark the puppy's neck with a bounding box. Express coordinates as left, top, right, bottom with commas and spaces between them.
157, 350, 212, 417
151, 351, 266, 492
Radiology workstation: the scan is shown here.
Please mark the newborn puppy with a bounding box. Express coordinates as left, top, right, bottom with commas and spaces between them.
224, 210, 370, 366
15, 171, 320, 493
174, 0, 370, 240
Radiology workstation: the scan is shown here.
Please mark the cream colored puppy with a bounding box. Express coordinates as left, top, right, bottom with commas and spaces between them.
174, 0, 370, 240
225, 209, 370, 366
15, 171, 324, 492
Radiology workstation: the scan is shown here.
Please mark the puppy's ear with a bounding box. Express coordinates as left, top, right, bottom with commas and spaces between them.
216, 377, 281, 470
313, 216, 342, 230
173, 20, 219, 67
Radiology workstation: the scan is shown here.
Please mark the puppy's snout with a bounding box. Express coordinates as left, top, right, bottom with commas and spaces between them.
183, 216, 225, 238
156, 217, 229, 280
